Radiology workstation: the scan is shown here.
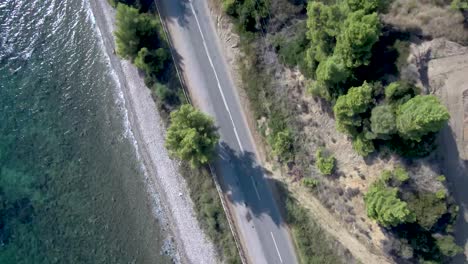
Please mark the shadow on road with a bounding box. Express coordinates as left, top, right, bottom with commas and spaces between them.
157, 0, 191, 28
214, 142, 288, 227
438, 126, 468, 263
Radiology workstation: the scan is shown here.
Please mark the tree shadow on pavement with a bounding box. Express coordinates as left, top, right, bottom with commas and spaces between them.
437, 126, 468, 263
214, 142, 288, 227
157, 0, 191, 28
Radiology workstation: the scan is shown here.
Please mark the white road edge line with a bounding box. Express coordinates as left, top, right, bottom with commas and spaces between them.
250, 176, 261, 201
270, 232, 284, 263
188, 0, 244, 153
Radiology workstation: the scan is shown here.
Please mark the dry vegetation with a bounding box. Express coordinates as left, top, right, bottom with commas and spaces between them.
383, 0, 468, 45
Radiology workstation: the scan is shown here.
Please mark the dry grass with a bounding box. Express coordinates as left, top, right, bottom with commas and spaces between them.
383, 0, 468, 44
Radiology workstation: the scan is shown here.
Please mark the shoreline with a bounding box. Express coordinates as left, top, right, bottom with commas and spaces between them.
88, 0, 218, 263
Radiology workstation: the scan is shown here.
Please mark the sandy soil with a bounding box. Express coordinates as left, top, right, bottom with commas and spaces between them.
88, 1, 217, 263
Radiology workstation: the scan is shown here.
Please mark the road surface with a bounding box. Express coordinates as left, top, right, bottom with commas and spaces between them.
156, 0, 299, 263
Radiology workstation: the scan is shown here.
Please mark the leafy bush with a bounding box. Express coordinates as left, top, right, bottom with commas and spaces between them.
436, 175, 446, 182
302, 178, 319, 188
364, 180, 415, 227
220, 0, 270, 32
352, 133, 375, 156
269, 129, 294, 161
153, 83, 179, 106
435, 235, 463, 257
315, 148, 336, 175
396, 95, 450, 142
165, 105, 219, 167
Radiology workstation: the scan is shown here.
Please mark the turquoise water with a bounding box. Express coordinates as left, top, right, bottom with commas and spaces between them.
0, 0, 171, 263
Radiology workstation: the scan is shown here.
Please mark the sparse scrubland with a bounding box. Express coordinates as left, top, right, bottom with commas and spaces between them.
218, 0, 466, 263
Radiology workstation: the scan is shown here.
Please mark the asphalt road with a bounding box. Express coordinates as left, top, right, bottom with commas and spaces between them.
156, 0, 299, 263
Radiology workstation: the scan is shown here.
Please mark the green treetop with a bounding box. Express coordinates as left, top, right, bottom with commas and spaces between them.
306, 2, 343, 64
370, 104, 397, 139
396, 95, 450, 141
165, 105, 219, 167
334, 82, 374, 135
134, 47, 168, 77
364, 180, 415, 227
334, 10, 380, 68
115, 4, 141, 59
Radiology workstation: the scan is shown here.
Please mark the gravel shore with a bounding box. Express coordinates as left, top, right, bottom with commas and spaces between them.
88, 0, 218, 263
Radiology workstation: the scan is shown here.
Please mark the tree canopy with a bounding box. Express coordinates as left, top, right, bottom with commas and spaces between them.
364, 180, 415, 227
370, 104, 397, 139
334, 10, 381, 68
165, 105, 219, 167
396, 95, 450, 141
334, 82, 374, 135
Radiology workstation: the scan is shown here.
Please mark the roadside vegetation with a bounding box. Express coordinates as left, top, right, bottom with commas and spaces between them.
218, 0, 465, 262
111, 1, 240, 263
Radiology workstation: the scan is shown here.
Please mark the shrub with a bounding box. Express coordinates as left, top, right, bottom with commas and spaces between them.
165, 105, 219, 167
364, 180, 415, 227
315, 148, 336, 175
153, 83, 179, 106
396, 95, 450, 142
436, 175, 446, 182
385, 81, 417, 103
221, 0, 270, 32
393, 166, 409, 183
435, 189, 446, 200
352, 133, 375, 156
435, 235, 463, 257
302, 178, 319, 188
269, 129, 294, 161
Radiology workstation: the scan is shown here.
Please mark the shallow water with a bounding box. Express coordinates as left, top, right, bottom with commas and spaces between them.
0, 0, 171, 263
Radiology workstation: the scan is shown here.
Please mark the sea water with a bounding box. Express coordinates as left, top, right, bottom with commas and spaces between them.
0, 0, 171, 263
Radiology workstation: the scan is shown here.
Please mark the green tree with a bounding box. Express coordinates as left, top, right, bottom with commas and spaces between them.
352, 133, 375, 156
315, 148, 335, 175
306, 2, 343, 64
364, 180, 415, 227
165, 105, 219, 167
115, 4, 141, 58
345, 0, 389, 13
396, 95, 450, 141
134, 47, 168, 76
311, 56, 350, 99
333, 82, 374, 135
407, 192, 447, 231
370, 104, 397, 139
222, 0, 269, 32
334, 10, 380, 68
385, 81, 417, 103
435, 235, 463, 257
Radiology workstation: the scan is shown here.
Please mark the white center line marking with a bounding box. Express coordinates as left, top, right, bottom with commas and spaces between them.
270, 232, 283, 263
189, 1, 244, 153
250, 177, 261, 201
